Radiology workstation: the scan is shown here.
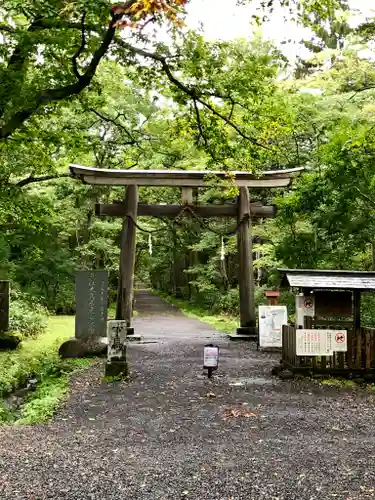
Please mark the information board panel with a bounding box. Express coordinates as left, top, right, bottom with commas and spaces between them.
259, 305, 288, 348
296, 329, 347, 356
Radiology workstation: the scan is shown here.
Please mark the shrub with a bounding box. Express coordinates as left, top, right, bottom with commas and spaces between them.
8, 290, 48, 338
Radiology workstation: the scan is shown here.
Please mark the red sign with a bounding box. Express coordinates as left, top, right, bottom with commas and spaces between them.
335, 332, 345, 344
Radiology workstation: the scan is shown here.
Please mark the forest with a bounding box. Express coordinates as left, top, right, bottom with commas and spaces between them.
2, 0, 375, 335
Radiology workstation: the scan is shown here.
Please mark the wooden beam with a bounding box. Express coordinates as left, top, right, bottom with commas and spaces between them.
236, 187, 257, 336
116, 186, 138, 328
95, 203, 276, 218
70, 164, 304, 188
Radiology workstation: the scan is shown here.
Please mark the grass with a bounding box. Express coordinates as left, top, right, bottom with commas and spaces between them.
320, 377, 358, 389
159, 293, 239, 334
0, 316, 96, 424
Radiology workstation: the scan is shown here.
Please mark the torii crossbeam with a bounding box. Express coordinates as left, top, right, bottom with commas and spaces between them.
69, 164, 303, 340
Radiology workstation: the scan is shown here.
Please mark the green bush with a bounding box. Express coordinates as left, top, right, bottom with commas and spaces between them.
215, 288, 239, 315
9, 291, 48, 338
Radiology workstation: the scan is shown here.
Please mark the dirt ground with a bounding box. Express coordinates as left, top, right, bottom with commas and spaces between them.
0, 290, 375, 500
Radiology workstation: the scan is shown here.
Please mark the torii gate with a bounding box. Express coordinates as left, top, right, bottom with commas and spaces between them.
69, 165, 303, 340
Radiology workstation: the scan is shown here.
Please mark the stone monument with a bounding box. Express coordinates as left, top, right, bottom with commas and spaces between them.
59, 271, 109, 358
105, 320, 128, 377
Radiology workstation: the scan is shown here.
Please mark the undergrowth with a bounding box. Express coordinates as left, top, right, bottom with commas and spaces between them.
9, 289, 48, 338
0, 316, 95, 424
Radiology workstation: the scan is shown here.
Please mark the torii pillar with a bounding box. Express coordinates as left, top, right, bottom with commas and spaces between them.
236, 187, 257, 338
116, 185, 138, 335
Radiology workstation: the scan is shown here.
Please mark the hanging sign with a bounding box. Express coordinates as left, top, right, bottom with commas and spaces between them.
258, 305, 288, 348
296, 329, 347, 356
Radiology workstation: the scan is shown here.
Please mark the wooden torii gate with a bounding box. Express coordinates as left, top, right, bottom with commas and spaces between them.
70, 165, 303, 339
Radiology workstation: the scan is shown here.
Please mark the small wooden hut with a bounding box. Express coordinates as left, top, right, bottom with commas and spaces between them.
278, 269, 375, 376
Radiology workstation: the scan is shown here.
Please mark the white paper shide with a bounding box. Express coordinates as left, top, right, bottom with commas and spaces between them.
259, 305, 288, 348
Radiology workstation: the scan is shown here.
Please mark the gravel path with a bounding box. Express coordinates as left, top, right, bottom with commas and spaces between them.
1, 290, 375, 499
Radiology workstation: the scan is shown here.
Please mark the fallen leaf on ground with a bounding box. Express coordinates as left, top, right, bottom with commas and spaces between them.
222, 407, 258, 420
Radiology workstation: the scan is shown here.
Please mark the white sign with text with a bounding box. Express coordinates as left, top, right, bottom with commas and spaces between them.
259, 305, 288, 348
296, 329, 347, 356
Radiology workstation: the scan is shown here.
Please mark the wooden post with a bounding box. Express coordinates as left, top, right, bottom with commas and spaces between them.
353, 291, 361, 368
236, 187, 257, 338
181, 187, 195, 299
0, 281, 9, 332
354, 291, 361, 330
116, 185, 138, 334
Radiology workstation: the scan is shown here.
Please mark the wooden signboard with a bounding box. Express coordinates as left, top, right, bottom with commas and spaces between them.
314, 291, 352, 318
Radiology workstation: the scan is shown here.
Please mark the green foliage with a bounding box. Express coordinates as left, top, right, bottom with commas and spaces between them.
0, 316, 95, 424
16, 376, 69, 425
3, 4, 375, 334
17, 358, 93, 424
9, 291, 48, 338
0, 315, 72, 398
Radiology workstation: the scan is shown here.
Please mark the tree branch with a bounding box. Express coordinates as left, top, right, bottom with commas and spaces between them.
193, 100, 208, 148
354, 186, 375, 208
0, 23, 15, 33
0, 14, 120, 140
117, 41, 272, 151
347, 85, 375, 102
89, 108, 138, 144
15, 173, 72, 187
72, 11, 87, 80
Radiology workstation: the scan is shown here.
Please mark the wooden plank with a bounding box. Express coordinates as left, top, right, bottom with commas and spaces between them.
81, 176, 292, 188
338, 352, 345, 370
236, 187, 256, 332
354, 291, 361, 330
321, 355, 327, 370
363, 328, 372, 369
95, 203, 276, 219
312, 319, 353, 328
0, 281, 9, 332
116, 186, 138, 326
315, 291, 353, 317
282, 325, 288, 363
347, 326, 353, 369
355, 328, 362, 369
70, 164, 304, 188
293, 326, 299, 368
